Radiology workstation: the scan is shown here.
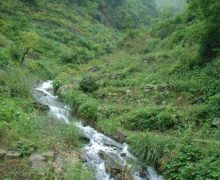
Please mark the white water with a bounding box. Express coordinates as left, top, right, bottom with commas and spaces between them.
34, 81, 163, 180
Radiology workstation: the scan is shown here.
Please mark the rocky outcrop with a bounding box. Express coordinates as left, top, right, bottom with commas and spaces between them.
212, 118, 220, 128
0, 149, 6, 159
29, 153, 47, 169
5, 151, 22, 159
98, 150, 134, 180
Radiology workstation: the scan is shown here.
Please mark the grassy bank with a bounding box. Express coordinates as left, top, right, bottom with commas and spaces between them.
54, 26, 220, 179
1, 0, 220, 179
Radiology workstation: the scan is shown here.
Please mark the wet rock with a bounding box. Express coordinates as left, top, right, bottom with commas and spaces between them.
112, 131, 127, 143
120, 153, 126, 157
33, 101, 50, 111
99, 150, 123, 178
5, 151, 22, 159
79, 134, 90, 143
107, 165, 121, 178
0, 149, 6, 159
88, 65, 100, 72
212, 118, 220, 128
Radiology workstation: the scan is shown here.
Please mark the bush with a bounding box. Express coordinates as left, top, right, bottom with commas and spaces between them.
0, 67, 31, 97
0, 48, 12, 68
0, 102, 21, 122
14, 138, 37, 156
78, 99, 98, 120
60, 47, 95, 64
121, 106, 176, 132
79, 76, 98, 93
164, 142, 220, 180
59, 49, 75, 64
64, 91, 99, 122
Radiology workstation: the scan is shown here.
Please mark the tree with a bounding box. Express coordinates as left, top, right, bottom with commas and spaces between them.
21, 0, 37, 5
18, 32, 39, 65
188, 0, 220, 60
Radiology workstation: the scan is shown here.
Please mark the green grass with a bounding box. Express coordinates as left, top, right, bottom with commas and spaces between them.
0, 0, 220, 179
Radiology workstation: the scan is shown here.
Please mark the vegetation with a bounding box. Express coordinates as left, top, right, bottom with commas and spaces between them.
0, 0, 220, 179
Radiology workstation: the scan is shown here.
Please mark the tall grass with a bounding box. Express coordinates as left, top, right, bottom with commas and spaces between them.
129, 133, 175, 168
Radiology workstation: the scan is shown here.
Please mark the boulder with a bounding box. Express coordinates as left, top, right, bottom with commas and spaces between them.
33, 101, 50, 111
98, 150, 124, 178
0, 149, 6, 159
56, 84, 78, 96
29, 153, 47, 169
5, 151, 22, 159
88, 65, 100, 72
126, 90, 132, 95
212, 118, 220, 128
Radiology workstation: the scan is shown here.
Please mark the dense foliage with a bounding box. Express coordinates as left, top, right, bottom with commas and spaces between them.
0, 0, 220, 179
187, 0, 220, 60
67, 0, 158, 29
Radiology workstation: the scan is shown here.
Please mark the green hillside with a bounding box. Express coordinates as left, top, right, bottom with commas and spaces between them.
0, 0, 220, 179
156, 0, 187, 13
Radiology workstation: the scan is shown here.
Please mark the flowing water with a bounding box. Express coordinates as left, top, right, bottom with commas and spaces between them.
33, 80, 163, 180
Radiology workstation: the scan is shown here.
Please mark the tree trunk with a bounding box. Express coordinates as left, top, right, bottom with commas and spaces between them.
20, 48, 30, 65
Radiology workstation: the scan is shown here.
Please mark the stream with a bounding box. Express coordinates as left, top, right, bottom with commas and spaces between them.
33, 80, 163, 180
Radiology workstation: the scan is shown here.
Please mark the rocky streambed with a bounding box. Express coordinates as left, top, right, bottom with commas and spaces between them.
33, 80, 163, 180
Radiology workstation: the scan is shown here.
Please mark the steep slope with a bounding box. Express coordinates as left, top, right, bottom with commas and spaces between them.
0, 0, 220, 179
0, 0, 117, 179
52, 1, 220, 179
156, 0, 187, 13
69, 0, 158, 29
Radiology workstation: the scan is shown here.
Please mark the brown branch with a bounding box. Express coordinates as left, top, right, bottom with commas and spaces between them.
20, 48, 30, 65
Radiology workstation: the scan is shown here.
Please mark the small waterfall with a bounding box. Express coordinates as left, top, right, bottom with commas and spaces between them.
33, 81, 163, 180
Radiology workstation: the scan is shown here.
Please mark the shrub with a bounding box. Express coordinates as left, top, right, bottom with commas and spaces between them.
53, 79, 63, 94
64, 91, 99, 122
78, 99, 98, 120
60, 47, 95, 64
122, 107, 175, 132
0, 67, 31, 97
0, 102, 21, 122
59, 49, 75, 64
14, 138, 37, 156
79, 76, 98, 93
0, 48, 12, 68
163, 142, 220, 180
